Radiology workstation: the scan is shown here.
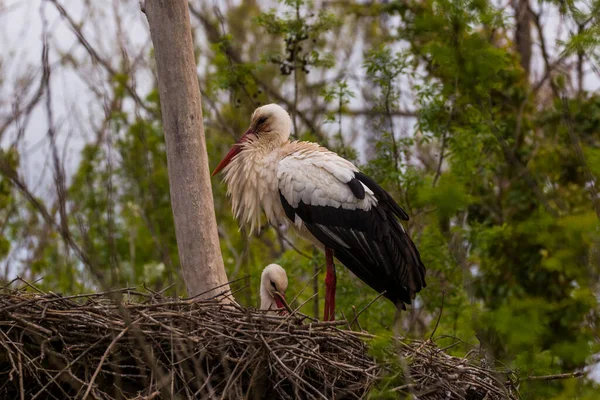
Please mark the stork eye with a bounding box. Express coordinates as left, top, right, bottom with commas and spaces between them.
256, 116, 268, 127
270, 280, 277, 290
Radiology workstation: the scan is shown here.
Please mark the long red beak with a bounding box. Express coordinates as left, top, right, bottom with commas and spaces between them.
274, 292, 286, 311
212, 129, 253, 176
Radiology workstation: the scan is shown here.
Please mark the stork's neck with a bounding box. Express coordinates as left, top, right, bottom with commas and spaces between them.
260, 286, 277, 310
247, 137, 290, 156
222, 142, 287, 234
237, 137, 290, 161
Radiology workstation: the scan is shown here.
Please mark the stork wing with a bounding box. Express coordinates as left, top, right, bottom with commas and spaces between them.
277, 148, 426, 308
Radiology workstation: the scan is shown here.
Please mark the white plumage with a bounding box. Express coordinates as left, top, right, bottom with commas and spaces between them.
222, 138, 376, 235
278, 150, 377, 210
213, 103, 427, 321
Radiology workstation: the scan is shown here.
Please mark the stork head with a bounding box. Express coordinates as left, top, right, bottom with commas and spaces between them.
260, 263, 288, 312
212, 104, 292, 175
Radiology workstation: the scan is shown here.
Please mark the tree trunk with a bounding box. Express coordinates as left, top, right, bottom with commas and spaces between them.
144, 0, 230, 298
514, 0, 532, 76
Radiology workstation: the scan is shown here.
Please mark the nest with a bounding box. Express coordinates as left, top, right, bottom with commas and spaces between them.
0, 283, 527, 399
0, 286, 376, 399
394, 339, 519, 399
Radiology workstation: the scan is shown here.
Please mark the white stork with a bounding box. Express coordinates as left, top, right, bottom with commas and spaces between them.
213, 104, 426, 321
260, 263, 288, 312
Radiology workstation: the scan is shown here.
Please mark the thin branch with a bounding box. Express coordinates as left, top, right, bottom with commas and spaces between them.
522, 371, 584, 381
429, 291, 445, 340
349, 291, 386, 328
0, 72, 45, 139
529, 6, 568, 95
289, 268, 321, 307
275, 229, 313, 260
47, 0, 152, 114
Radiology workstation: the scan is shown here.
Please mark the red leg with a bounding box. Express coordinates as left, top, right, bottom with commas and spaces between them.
324, 247, 336, 321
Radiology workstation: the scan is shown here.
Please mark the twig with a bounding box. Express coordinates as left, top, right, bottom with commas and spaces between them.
260, 334, 328, 400
81, 323, 135, 399
429, 291, 445, 340
30, 335, 109, 400
289, 269, 321, 306
274, 292, 294, 315
522, 371, 584, 381
17, 350, 24, 400
350, 291, 386, 328
47, 0, 152, 114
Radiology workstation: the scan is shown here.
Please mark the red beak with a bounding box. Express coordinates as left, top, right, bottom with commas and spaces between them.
274, 292, 286, 311
212, 129, 253, 176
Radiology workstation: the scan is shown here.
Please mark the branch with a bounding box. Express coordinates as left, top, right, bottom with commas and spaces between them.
529, 6, 568, 95
0, 74, 45, 140
313, 107, 417, 118
41, 9, 72, 265
48, 0, 153, 115
522, 371, 584, 381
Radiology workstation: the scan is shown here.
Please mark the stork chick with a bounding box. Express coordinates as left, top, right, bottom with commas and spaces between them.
260, 263, 288, 312
214, 104, 426, 321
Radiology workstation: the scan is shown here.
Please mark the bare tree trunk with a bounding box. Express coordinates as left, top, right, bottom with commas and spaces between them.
514, 0, 532, 76
143, 0, 230, 298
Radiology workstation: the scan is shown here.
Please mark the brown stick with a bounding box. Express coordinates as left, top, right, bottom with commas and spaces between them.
17, 350, 24, 400
81, 323, 135, 399
522, 371, 584, 381
144, 0, 230, 298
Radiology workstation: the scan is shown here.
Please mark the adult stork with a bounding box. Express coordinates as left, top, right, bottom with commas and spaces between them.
213, 104, 426, 321
260, 264, 288, 313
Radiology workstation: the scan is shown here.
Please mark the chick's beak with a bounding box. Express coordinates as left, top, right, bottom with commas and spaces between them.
274, 291, 286, 311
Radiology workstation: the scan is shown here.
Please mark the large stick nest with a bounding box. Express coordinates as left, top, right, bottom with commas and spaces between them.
0, 286, 375, 399
0, 285, 523, 399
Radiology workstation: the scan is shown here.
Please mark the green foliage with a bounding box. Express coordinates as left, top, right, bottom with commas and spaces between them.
558, 0, 600, 61
256, 0, 339, 75
417, 175, 471, 219
0, 148, 18, 266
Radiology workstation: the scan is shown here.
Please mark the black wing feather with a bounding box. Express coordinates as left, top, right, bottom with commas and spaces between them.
347, 177, 366, 200
279, 172, 426, 309
355, 172, 409, 220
